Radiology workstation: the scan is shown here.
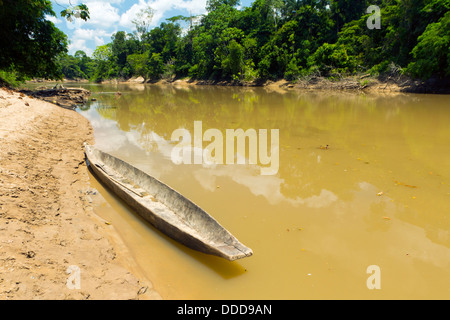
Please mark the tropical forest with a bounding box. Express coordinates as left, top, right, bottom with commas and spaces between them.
1, 0, 449, 86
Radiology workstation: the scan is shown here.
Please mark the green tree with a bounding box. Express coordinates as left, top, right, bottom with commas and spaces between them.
222, 39, 244, 78
91, 44, 113, 82
206, 0, 240, 12
0, 0, 68, 79
74, 50, 95, 77
148, 53, 164, 79
60, 3, 90, 21
132, 6, 154, 43
0, 0, 90, 84
55, 0, 450, 83
110, 31, 134, 78
127, 52, 150, 80
330, 0, 369, 35
174, 30, 195, 77
58, 54, 86, 79
145, 22, 181, 62
407, 11, 450, 79
93, 44, 112, 62
307, 42, 358, 76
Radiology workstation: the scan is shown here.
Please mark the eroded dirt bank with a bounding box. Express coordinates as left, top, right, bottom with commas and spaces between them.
116, 75, 450, 94
0, 88, 160, 300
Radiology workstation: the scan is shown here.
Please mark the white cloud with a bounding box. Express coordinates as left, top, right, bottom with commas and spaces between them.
65, 1, 121, 30
119, 0, 149, 29
68, 38, 93, 56
172, 0, 208, 15
72, 28, 110, 39
51, 0, 75, 5
68, 28, 111, 55
59, 0, 208, 31
119, 0, 207, 29
52, 0, 124, 5
83, 1, 121, 27
94, 36, 105, 46
58, 0, 210, 56
45, 14, 62, 24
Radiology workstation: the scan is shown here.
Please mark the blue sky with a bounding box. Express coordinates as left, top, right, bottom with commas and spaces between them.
48, 0, 253, 57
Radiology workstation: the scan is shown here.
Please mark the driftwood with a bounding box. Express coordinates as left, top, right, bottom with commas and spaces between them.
21, 87, 91, 110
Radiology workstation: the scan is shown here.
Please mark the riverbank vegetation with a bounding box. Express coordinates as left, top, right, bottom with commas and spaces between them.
1, 0, 449, 87
0, 0, 89, 86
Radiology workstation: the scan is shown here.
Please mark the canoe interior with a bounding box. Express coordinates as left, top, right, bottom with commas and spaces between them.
85, 145, 253, 261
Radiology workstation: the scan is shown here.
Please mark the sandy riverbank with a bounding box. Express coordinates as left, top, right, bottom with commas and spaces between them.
0, 88, 160, 300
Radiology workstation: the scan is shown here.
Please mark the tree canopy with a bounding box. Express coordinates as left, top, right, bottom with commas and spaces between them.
74, 0, 448, 83
2, 0, 448, 84
0, 0, 89, 83
0, 0, 68, 80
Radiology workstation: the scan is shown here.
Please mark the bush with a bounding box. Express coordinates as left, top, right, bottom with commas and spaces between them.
284, 58, 300, 81
162, 60, 176, 80
222, 40, 244, 79
243, 60, 259, 82
0, 70, 24, 87
148, 53, 164, 79
406, 12, 450, 79
308, 43, 358, 76
188, 64, 199, 78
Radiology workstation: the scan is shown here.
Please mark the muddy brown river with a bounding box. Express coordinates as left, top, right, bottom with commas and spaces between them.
75, 83, 449, 299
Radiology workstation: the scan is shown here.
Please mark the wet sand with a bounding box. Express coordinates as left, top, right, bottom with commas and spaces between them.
0, 88, 160, 300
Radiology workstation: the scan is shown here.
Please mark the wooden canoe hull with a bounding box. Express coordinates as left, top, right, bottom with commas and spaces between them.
85, 145, 253, 261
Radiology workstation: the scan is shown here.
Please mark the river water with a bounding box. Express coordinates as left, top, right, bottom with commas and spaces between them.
74, 83, 449, 299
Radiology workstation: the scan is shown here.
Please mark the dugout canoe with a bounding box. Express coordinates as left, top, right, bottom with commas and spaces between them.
84, 144, 253, 261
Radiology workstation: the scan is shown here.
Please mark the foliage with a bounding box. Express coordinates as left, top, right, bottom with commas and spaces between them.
132, 6, 155, 41
148, 53, 165, 79
0, 0, 90, 85
128, 52, 150, 79
222, 39, 245, 78
0, 0, 68, 80
406, 11, 450, 79
55, 0, 450, 83
60, 4, 90, 22
0, 70, 23, 87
